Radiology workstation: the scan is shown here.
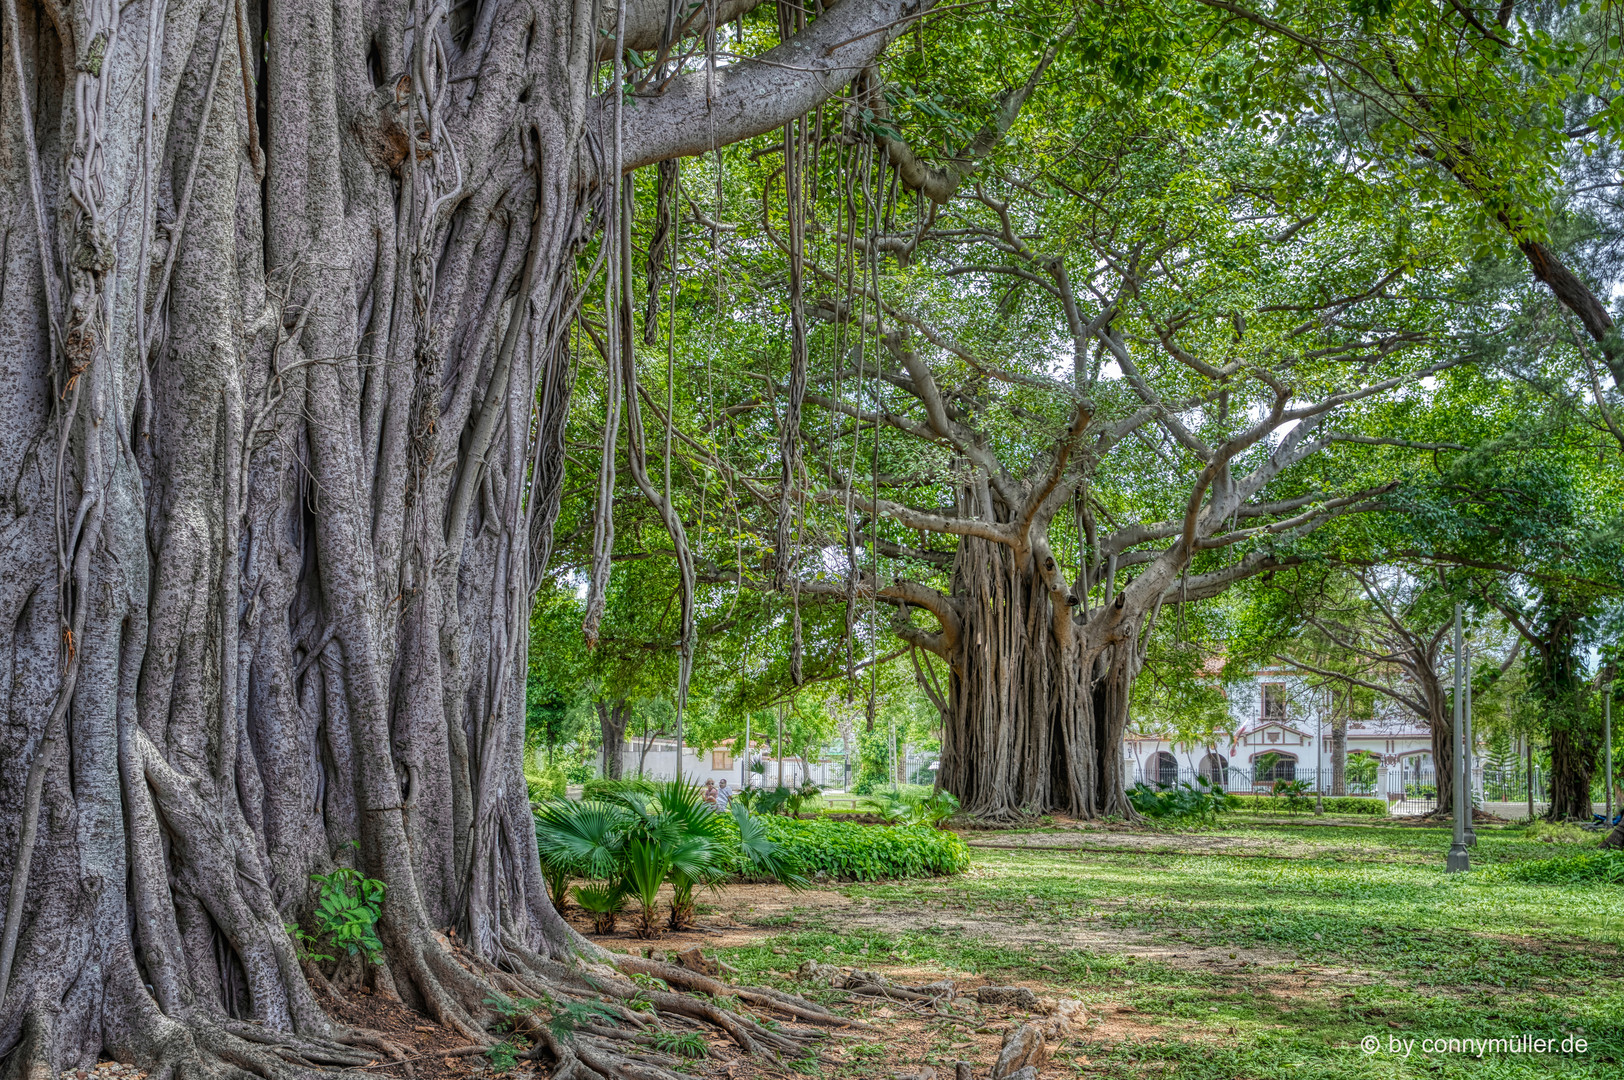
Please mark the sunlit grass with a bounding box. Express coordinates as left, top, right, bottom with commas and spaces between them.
714, 817, 1622, 1078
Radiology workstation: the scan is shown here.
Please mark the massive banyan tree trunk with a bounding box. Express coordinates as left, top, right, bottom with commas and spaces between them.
0, 0, 919, 1074
934, 497, 1149, 821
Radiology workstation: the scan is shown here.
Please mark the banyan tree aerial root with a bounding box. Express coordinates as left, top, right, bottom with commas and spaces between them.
6, 942, 860, 1080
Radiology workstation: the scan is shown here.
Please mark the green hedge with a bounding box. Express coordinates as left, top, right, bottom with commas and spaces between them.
1496, 849, 1624, 885
752, 817, 970, 881
580, 777, 657, 801
1229, 794, 1388, 816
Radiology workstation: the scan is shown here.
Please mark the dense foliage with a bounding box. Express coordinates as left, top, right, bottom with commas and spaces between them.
734, 818, 973, 881
1229, 795, 1390, 817
534, 782, 805, 935
1497, 849, 1624, 886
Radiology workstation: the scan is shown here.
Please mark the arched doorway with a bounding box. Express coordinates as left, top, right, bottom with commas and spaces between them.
1199, 752, 1228, 789
1153, 751, 1179, 788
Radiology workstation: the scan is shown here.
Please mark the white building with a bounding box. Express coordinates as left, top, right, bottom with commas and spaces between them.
1124, 664, 1442, 804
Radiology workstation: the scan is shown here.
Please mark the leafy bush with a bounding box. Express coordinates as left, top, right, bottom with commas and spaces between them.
862, 787, 914, 823
1272, 778, 1313, 813
1229, 795, 1388, 816
737, 817, 969, 880
535, 782, 804, 937
573, 881, 626, 933
861, 787, 960, 827
534, 799, 625, 910
1496, 849, 1624, 885
525, 763, 567, 803
1128, 777, 1235, 823
582, 776, 657, 801
911, 789, 960, 828
294, 867, 386, 963
733, 781, 820, 816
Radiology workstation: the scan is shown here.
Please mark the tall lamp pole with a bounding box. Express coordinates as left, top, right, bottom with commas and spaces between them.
1464, 639, 1476, 847
1315, 684, 1325, 815
1606, 683, 1614, 827
1446, 604, 1471, 873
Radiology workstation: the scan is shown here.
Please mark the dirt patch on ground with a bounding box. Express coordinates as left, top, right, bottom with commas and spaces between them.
321, 986, 495, 1080
631, 881, 1337, 978
565, 878, 1374, 1007
958, 822, 1428, 863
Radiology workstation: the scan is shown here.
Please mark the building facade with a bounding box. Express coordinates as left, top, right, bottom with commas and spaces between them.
1124, 665, 1445, 804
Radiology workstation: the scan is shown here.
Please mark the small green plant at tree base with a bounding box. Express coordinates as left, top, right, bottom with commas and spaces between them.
483, 994, 544, 1071
305, 866, 386, 963
486, 1041, 521, 1072
572, 881, 626, 933
284, 923, 335, 964
651, 1031, 709, 1059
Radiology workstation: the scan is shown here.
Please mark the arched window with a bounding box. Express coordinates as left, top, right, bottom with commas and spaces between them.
1154, 751, 1178, 788
1254, 752, 1297, 783
1199, 753, 1228, 789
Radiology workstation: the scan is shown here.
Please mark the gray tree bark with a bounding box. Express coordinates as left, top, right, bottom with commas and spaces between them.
1330, 706, 1348, 797
596, 698, 629, 780
0, 0, 924, 1073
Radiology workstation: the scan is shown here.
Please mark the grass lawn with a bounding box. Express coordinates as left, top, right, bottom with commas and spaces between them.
697, 815, 1622, 1079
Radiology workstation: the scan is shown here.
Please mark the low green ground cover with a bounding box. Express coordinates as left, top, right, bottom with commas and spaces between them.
713, 818, 1622, 1078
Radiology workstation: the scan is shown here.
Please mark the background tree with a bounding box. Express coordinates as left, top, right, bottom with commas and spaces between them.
690, 33, 1503, 818
1190, 0, 1624, 387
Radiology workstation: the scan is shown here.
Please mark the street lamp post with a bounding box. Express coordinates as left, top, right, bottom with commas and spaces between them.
1606, 683, 1614, 827
1316, 684, 1325, 815
1464, 639, 1476, 847
1446, 604, 1471, 873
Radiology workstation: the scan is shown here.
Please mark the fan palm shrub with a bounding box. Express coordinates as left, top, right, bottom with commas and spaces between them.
535, 781, 803, 937
572, 882, 627, 934
533, 799, 627, 914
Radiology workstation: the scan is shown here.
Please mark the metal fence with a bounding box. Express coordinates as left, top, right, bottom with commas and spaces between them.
1383, 759, 1436, 815
1129, 761, 1379, 797
1482, 765, 1546, 805
1131, 758, 1550, 816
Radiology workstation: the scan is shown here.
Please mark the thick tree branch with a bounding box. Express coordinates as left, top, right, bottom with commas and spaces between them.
617, 0, 938, 172
872, 17, 1076, 203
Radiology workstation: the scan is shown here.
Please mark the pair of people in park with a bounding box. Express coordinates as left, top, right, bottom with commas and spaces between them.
702, 778, 733, 810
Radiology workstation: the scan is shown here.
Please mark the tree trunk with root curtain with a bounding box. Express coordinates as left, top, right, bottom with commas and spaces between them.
778, 222, 1441, 821
0, 0, 922, 1075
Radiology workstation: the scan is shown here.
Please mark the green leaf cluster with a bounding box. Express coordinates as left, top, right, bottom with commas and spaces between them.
726, 817, 970, 881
